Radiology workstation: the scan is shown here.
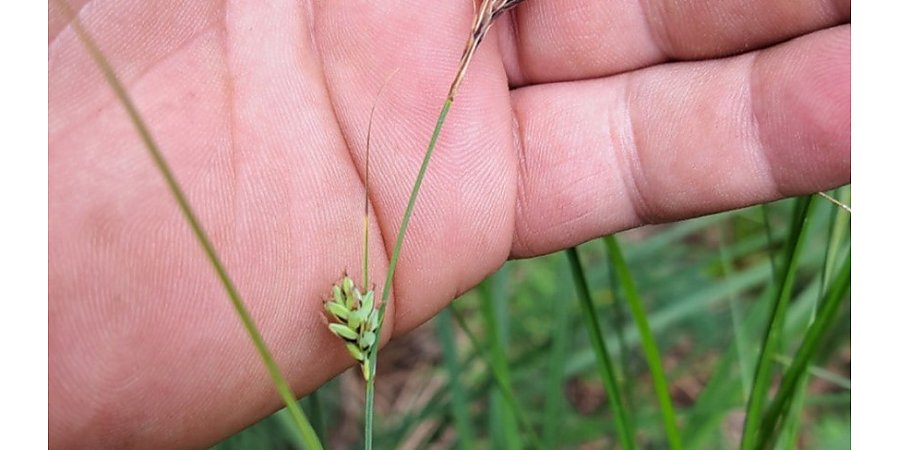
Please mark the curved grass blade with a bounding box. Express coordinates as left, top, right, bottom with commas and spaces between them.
435, 310, 476, 449
542, 265, 574, 449
56, 2, 322, 448
739, 196, 814, 450
478, 275, 523, 450
450, 304, 548, 450
717, 223, 753, 400
361, 94, 452, 450
755, 252, 851, 449
778, 186, 850, 449
366, 2, 527, 447
353, 68, 402, 450
565, 247, 637, 450
603, 236, 683, 450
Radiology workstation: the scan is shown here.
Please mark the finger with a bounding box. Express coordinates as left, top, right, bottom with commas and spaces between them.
510, 25, 849, 257
503, 0, 850, 85
313, 2, 519, 334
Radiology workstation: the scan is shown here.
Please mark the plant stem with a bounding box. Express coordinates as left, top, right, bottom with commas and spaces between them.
58, 2, 322, 448
604, 236, 683, 450
363, 2, 526, 445
450, 305, 548, 450
363, 97, 453, 449
566, 247, 637, 450
740, 196, 814, 450
754, 254, 850, 449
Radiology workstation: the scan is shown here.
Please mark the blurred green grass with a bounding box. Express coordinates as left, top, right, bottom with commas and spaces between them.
214, 190, 850, 450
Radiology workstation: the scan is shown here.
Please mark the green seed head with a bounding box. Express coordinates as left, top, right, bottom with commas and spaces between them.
331, 285, 345, 306
360, 331, 376, 350
345, 342, 364, 361
324, 301, 351, 321
362, 358, 372, 381
328, 323, 359, 341
348, 310, 365, 330
342, 277, 355, 302
325, 275, 381, 381
359, 291, 375, 317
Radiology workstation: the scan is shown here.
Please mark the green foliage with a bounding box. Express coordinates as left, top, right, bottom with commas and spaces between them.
225, 191, 850, 449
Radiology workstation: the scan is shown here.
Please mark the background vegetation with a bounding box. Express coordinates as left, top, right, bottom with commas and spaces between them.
215, 188, 851, 450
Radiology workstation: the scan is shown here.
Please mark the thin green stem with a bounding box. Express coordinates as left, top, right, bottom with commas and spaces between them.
478, 277, 523, 450
718, 223, 752, 400
436, 310, 476, 449
377, 97, 452, 308
450, 305, 548, 450
566, 247, 637, 450
58, 2, 321, 448
755, 254, 850, 449
740, 196, 813, 450
604, 236, 683, 450
365, 373, 375, 450
363, 97, 453, 450
360, 3, 524, 445
542, 274, 571, 450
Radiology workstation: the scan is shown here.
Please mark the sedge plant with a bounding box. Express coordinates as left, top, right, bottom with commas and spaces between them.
56, 0, 851, 447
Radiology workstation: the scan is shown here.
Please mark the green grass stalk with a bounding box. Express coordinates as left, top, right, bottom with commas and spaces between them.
740, 196, 814, 450
604, 236, 683, 450
478, 277, 524, 450
542, 267, 572, 449
364, 2, 526, 446
364, 96, 452, 449
756, 253, 850, 449
718, 223, 753, 400
435, 310, 476, 449
566, 247, 637, 450
57, 2, 322, 448
450, 305, 548, 450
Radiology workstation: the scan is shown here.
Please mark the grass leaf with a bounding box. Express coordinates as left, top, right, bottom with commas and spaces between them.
740, 196, 814, 450
604, 236, 683, 450
57, 2, 322, 447
566, 247, 637, 450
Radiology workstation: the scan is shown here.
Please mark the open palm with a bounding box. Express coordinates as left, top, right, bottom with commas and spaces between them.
49, 0, 849, 447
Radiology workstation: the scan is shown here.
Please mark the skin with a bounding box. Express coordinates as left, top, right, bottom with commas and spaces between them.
49, 0, 850, 448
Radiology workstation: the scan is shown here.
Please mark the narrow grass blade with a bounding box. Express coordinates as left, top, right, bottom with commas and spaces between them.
778, 187, 850, 449
740, 196, 814, 450
56, 2, 322, 448
821, 187, 851, 294
606, 252, 635, 411
718, 223, 753, 400
435, 310, 476, 449
772, 355, 851, 390
682, 273, 784, 449
365, 4, 526, 446
450, 305, 548, 450
755, 253, 850, 449
363, 95, 452, 450
603, 236, 683, 450
478, 277, 523, 450
542, 270, 572, 449
565, 247, 637, 450
303, 390, 326, 442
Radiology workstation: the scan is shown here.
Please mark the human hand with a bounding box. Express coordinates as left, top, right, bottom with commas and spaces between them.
49, 1, 849, 448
